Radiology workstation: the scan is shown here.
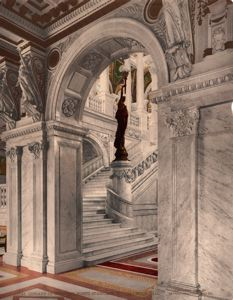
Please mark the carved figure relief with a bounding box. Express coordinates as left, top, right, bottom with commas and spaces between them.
0, 67, 20, 129
81, 52, 103, 72
212, 26, 225, 52
28, 141, 47, 159
162, 0, 193, 81
18, 53, 45, 122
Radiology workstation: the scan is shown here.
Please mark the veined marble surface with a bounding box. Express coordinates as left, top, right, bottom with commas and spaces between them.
198, 103, 233, 299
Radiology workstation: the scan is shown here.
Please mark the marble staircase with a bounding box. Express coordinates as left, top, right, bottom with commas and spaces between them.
83, 168, 157, 266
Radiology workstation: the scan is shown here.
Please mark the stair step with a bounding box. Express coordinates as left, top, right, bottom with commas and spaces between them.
84, 241, 157, 266
83, 231, 146, 248
83, 236, 155, 257
83, 218, 113, 226
83, 210, 105, 216
83, 227, 138, 239
83, 223, 121, 231
83, 214, 106, 221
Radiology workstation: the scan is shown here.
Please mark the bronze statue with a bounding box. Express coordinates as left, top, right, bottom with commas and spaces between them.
114, 72, 129, 161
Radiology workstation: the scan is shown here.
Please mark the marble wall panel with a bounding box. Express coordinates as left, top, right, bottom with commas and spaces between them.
57, 141, 82, 255
198, 102, 233, 298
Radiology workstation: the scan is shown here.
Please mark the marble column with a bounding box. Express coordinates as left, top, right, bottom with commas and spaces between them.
136, 52, 145, 112
4, 146, 23, 266
124, 59, 132, 113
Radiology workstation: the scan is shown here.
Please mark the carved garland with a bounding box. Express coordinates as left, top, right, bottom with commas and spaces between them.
111, 151, 158, 183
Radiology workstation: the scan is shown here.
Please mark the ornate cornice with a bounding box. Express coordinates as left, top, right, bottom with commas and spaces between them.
46, 122, 88, 137
165, 107, 199, 137
1, 122, 45, 142
154, 71, 233, 104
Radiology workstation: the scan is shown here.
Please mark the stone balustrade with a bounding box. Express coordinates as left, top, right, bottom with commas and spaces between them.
83, 156, 103, 181
0, 184, 6, 208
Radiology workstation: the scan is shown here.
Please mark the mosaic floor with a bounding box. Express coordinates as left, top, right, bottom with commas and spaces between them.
0, 251, 157, 300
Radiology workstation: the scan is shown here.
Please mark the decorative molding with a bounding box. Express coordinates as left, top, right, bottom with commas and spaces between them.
154, 71, 233, 103
111, 151, 158, 183
45, 0, 115, 36
0, 63, 21, 129
165, 107, 199, 137
62, 98, 78, 117
128, 128, 140, 139
1, 122, 45, 142
46, 122, 88, 137
28, 141, 47, 159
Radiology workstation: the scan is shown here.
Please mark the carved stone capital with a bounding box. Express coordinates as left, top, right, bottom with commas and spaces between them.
166, 107, 200, 137
0, 61, 21, 129
28, 141, 48, 159
18, 42, 46, 122
6, 146, 23, 163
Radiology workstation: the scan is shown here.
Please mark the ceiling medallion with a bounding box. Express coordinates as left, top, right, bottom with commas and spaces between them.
47, 48, 61, 70
144, 0, 163, 24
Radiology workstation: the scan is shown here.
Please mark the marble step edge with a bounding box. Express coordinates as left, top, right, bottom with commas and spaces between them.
83, 227, 138, 238
83, 218, 113, 225
83, 215, 107, 221
83, 231, 147, 247
83, 235, 155, 256
84, 241, 157, 266
83, 211, 106, 216
83, 222, 120, 230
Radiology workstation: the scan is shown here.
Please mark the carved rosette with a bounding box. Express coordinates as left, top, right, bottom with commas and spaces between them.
6, 146, 23, 163
62, 98, 77, 117
18, 44, 46, 122
166, 107, 200, 137
28, 141, 47, 159
0, 63, 21, 129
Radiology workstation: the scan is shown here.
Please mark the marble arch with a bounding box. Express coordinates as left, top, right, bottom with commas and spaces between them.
46, 17, 168, 122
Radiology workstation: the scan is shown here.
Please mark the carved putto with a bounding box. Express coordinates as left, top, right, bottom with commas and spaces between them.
18, 53, 45, 122
28, 141, 47, 159
0, 67, 20, 129
163, 0, 193, 81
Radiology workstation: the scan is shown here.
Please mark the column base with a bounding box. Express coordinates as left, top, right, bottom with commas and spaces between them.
154, 282, 202, 300
46, 256, 84, 274
21, 254, 48, 273
3, 251, 22, 267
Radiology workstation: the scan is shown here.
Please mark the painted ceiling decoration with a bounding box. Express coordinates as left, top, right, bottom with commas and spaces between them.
1, 0, 89, 28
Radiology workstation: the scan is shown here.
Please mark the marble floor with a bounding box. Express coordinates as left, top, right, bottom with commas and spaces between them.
0, 250, 157, 300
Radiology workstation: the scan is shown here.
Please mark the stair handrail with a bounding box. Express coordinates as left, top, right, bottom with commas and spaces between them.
115, 150, 158, 184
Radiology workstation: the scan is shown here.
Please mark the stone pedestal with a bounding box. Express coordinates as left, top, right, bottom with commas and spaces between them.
107, 160, 134, 227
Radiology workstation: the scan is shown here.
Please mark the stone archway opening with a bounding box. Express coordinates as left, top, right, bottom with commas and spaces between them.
44, 17, 168, 274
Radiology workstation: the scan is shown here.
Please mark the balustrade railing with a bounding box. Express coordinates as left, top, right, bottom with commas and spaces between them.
88, 96, 103, 113
83, 156, 103, 181
0, 184, 6, 208
130, 114, 140, 127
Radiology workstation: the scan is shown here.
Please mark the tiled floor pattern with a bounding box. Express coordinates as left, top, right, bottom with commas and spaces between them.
0, 251, 157, 300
